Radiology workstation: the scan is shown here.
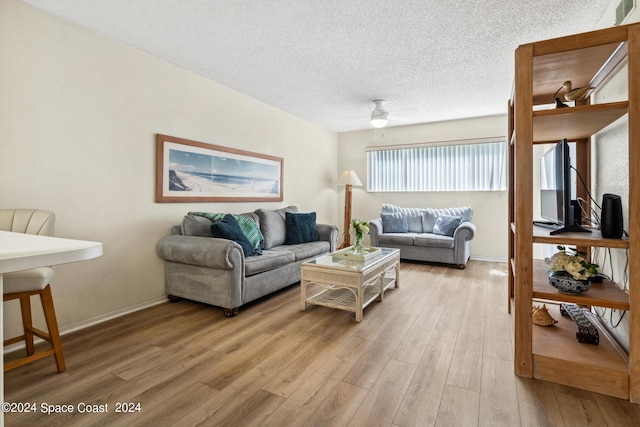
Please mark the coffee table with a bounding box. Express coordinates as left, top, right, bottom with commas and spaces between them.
300, 247, 400, 322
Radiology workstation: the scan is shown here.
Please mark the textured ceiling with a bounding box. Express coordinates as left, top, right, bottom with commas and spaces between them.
21, 0, 613, 132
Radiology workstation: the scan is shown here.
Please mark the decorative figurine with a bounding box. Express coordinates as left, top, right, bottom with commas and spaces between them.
532, 304, 557, 326
554, 97, 569, 108
560, 80, 595, 101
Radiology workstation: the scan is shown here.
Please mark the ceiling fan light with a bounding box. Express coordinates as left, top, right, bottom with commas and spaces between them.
370, 111, 388, 128
371, 118, 387, 128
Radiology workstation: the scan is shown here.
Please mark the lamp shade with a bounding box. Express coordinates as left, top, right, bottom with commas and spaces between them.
337, 170, 363, 186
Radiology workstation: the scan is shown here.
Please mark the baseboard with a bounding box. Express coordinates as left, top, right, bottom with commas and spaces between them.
4, 296, 168, 355
469, 256, 508, 263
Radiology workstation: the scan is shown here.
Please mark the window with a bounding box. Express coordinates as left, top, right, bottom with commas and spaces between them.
367, 139, 506, 192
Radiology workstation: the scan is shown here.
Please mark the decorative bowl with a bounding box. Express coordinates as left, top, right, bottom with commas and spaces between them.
548, 272, 591, 294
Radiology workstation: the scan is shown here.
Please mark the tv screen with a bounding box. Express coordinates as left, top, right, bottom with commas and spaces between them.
538, 139, 590, 235
540, 141, 566, 225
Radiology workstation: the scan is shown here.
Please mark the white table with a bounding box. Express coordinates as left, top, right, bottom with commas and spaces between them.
0, 230, 102, 419
300, 247, 400, 322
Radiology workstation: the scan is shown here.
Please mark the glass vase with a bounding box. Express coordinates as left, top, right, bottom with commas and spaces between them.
353, 232, 364, 255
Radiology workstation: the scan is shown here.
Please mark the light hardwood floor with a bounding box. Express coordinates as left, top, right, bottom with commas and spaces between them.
5, 260, 640, 426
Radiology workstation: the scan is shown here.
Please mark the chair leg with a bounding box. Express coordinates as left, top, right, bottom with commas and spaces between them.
19, 295, 35, 356
40, 285, 66, 372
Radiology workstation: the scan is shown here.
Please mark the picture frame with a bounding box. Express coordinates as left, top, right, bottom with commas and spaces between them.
156, 134, 284, 203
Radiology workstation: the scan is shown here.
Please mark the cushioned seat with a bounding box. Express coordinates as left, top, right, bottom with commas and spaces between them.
369, 204, 476, 268
378, 233, 418, 245
414, 234, 455, 249
158, 206, 339, 316
275, 241, 331, 262
1, 209, 66, 373
3, 267, 55, 294
244, 250, 295, 276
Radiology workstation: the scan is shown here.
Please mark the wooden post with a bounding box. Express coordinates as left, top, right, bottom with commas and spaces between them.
339, 184, 353, 249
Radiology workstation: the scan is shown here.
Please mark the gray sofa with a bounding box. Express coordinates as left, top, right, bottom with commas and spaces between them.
157, 206, 338, 316
369, 204, 475, 268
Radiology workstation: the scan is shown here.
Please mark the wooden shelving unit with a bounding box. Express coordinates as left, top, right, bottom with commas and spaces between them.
508, 23, 640, 402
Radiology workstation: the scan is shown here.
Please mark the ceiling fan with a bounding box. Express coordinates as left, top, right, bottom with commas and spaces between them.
368, 99, 418, 129
370, 99, 389, 128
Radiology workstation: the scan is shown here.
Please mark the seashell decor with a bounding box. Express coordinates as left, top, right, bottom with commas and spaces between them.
532, 304, 558, 326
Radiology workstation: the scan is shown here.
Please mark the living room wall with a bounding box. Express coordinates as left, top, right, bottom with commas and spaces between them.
337, 115, 508, 261
0, 0, 337, 338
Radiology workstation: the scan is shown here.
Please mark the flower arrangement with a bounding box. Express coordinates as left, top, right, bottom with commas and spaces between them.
351, 219, 369, 254
351, 219, 370, 236
545, 246, 599, 280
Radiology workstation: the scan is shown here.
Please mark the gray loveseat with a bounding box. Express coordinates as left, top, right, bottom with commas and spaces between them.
369, 204, 475, 268
157, 206, 338, 316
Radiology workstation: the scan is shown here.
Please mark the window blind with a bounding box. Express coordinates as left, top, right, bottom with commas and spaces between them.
367, 140, 506, 192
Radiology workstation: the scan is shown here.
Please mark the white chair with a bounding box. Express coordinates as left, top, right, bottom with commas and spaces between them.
0, 209, 65, 372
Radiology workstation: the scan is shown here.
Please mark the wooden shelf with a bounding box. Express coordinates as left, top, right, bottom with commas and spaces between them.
532, 304, 628, 399
532, 260, 629, 310
531, 41, 625, 105
532, 225, 629, 248
532, 102, 628, 141
509, 23, 639, 402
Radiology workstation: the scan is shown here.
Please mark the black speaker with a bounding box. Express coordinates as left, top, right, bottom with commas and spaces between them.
601, 193, 623, 239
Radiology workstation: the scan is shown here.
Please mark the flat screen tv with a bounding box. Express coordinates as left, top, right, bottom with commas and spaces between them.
538, 139, 590, 235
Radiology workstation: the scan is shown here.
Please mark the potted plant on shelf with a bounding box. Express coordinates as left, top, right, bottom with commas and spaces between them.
545, 245, 599, 294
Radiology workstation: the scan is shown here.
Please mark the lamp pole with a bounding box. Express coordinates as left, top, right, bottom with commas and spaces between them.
339, 183, 353, 249
337, 170, 362, 249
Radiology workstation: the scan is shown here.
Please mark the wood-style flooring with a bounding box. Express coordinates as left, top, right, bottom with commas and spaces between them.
5, 260, 640, 426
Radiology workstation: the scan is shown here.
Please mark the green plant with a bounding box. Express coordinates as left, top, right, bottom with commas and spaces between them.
545, 246, 599, 280
350, 219, 370, 237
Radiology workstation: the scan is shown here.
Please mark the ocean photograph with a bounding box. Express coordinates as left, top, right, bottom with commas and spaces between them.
167, 148, 280, 197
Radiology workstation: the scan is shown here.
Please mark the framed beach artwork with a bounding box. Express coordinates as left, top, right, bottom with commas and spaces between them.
156, 134, 283, 202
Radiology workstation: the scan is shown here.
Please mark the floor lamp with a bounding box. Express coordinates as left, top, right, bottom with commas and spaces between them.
337, 170, 363, 249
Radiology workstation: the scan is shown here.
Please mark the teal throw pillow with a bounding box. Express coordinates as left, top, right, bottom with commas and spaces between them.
433, 215, 462, 237
285, 212, 319, 244
381, 212, 409, 233
210, 214, 254, 257
189, 211, 263, 254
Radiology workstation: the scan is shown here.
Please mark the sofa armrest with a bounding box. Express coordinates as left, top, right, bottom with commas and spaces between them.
453, 221, 476, 242
369, 218, 383, 247
157, 235, 243, 270
317, 223, 339, 252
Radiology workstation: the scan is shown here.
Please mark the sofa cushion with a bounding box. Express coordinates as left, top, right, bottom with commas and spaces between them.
244, 249, 296, 276
407, 215, 423, 233
187, 212, 264, 255
273, 241, 330, 262
182, 215, 214, 237
421, 210, 438, 233
381, 213, 409, 233
433, 215, 462, 237
382, 204, 473, 232
381, 204, 424, 217
435, 207, 473, 223
210, 214, 254, 257
382, 204, 434, 232
414, 233, 455, 249
285, 212, 319, 244
378, 233, 416, 245
256, 206, 299, 249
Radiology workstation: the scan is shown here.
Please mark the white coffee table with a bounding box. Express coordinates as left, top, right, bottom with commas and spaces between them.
300, 247, 400, 322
